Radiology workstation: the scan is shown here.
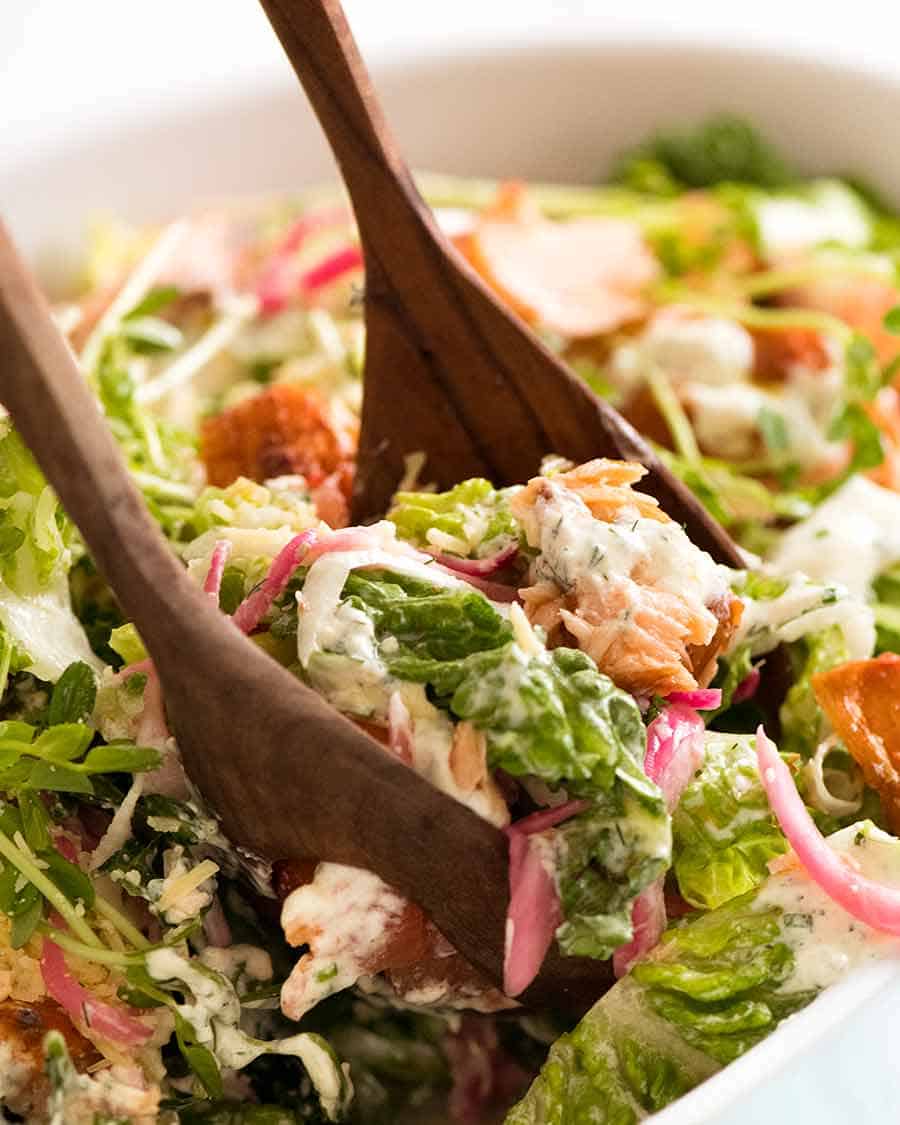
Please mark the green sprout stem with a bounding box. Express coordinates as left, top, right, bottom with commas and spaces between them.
94, 896, 151, 950
0, 827, 102, 949
653, 284, 853, 342
646, 366, 701, 464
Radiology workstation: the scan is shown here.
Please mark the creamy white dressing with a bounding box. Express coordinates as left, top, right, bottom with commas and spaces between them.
531, 480, 728, 610
685, 378, 842, 470
606, 312, 754, 396
755, 823, 900, 992
305, 601, 388, 718
771, 475, 900, 602
280, 863, 407, 1018
733, 571, 875, 660
147, 946, 351, 1119
754, 181, 871, 256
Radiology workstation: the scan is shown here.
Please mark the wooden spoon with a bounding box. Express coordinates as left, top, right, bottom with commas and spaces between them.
0, 220, 612, 1010
257, 0, 744, 569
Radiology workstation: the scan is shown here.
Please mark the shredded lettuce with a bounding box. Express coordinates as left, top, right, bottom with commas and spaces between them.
88, 288, 200, 538
731, 569, 873, 663
388, 478, 519, 559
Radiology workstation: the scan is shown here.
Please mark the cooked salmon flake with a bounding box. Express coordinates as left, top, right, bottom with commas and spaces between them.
513, 459, 736, 697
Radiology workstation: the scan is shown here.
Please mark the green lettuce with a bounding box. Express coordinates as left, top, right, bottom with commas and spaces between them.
0, 421, 101, 684
779, 625, 849, 757
387, 478, 519, 559
872, 562, 900, 654
673, 734, 786, 910
89, 289, 199, 538
614, 115, 794, 193
393, 632, 669, 960
506, 821, 899, 1124
346, 570, 513, 665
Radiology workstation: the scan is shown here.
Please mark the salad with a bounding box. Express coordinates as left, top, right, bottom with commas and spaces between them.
3, 116, 900, 1124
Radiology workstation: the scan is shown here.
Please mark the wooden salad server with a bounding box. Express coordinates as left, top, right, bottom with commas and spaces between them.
0, 221, 614, 1010
257, 0, 745, 568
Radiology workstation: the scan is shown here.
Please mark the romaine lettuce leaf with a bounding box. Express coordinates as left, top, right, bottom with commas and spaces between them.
0, 421, 101, 683
673, 733, 786, 910
778, 625, 849, 757
506, 821, 900, 1124
388, 478, 519, 559
397, 638, 670, 960
346, 570, 513, 665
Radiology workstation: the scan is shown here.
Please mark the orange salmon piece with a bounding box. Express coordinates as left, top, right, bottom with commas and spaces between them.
459, 185, 660, 339
513, 459, 738, 697
813, 653, 900, 831
200, 383, 356, 496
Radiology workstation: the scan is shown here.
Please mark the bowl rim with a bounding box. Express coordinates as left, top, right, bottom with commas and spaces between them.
650, 959, 900, 1122
9, 35, 900, 181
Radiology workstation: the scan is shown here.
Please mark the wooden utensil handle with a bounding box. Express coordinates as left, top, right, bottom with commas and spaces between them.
258, 0, 439, 257
0, 220, 220, 660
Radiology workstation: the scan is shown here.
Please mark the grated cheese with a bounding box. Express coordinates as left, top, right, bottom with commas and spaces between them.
157, 859, 219, 913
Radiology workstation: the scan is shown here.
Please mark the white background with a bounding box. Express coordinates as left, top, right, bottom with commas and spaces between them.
4, 0, 900, 156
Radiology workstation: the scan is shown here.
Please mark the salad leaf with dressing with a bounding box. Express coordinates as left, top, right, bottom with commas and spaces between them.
506, 822, 900, 1124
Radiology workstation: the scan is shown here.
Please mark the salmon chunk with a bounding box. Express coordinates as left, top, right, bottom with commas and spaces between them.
813, 653, 900, 831
200, 383, 356, 494
458, 183, 660, 338
513, 459, 738, 697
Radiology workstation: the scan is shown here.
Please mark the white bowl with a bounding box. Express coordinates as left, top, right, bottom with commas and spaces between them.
8, 38, 900, 1124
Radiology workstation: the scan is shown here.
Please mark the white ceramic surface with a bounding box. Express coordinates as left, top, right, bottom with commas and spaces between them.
7, 38, 900, 1124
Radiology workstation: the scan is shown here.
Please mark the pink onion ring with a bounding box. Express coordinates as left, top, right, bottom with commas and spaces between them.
300, 246, 364, 294
430, 543, 518, 577
41, 940, 151, 1046
756, 725, 900, 935
203, 539, 232, 601
666, 688, 722, 710
232, 530, 318, 634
